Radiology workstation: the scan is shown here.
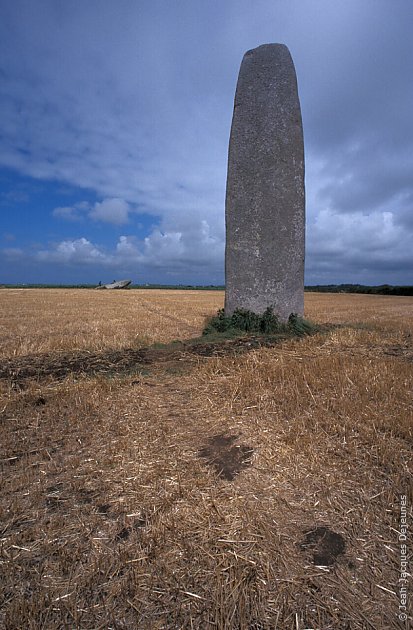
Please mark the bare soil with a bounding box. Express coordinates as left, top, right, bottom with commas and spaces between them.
300, 526, 346, 567
0, 332, 300, 384
1, 324, 412, 388
199, 433, 254, 481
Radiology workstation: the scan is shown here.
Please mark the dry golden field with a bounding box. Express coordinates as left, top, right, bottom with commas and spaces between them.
1, 288, 413, 357
0, 289, 412, 629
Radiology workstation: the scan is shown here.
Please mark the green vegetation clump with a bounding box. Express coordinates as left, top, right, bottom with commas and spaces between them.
287, 313, 318, 336
203, 308, 317, 337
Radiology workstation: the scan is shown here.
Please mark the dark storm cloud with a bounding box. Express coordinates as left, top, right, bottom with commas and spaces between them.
298, 0, 413, 236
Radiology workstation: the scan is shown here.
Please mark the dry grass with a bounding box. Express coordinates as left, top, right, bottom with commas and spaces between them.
0, 289, 224, 358
0, 290, 412, 628
305, 292, 413, 333
1, 289, 413, 359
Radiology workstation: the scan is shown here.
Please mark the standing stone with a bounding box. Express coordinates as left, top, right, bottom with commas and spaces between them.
225, 44, 305, 321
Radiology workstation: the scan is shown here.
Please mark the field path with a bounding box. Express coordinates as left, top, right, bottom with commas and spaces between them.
1, 324, 412, 385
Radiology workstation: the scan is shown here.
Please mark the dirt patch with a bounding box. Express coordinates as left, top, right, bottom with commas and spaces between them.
116, 527, 131, 541
0, 332, 315, 385
382, 344, 413, 361
199, 433, 254, 481
3, 324, 412, 387
300, 526, 346, 566
97, 503, 111, 515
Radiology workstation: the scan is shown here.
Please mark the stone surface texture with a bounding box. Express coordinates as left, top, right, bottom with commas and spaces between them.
225, 43, 305, 321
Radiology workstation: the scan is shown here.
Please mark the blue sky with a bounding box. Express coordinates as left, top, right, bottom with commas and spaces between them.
1, 0, 412, 285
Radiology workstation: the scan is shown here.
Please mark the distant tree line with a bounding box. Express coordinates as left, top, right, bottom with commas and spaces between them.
305, 284, 413, 296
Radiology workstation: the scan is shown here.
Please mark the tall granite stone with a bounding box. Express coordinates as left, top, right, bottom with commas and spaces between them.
225, 44, 305, 321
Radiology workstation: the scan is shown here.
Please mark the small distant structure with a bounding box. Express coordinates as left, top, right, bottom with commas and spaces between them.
95, 279, 132, 290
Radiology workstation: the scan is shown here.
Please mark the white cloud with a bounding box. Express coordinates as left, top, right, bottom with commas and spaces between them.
5, 204, 411, 284
89, 198, 130, 225
2, 247, 23, 258
52, 198, 131, 225
52, 202, 87, 221
37, 238, 112, 265
30, 215, 225, 276
306, 209, 413, 283
308, 210, 405, 256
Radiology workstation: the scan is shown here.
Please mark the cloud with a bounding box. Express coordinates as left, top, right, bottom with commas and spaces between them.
0, 0, 413, 283
2, 246, 23, 258
1, 189, 29, 204
53, 198, 131, 224
31, 214, 224, 275
89, 198, 130, 225
37, 238, 112, 265
52, 201, 88, 221
306, 208, 413, 283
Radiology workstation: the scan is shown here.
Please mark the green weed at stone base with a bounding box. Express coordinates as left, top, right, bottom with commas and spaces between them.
203, 307, 319, 338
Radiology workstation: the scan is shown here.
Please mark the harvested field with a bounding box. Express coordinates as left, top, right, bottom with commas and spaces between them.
1, 288, 413, 357
0, 290, 412, 629
0, 289, 222, 358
